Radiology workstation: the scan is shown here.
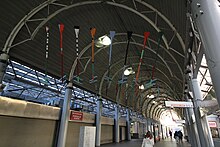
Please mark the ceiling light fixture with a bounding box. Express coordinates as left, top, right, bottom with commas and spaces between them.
139, 84, 145, 90
149, 94, 155, 99
124, 67, 135, 76
95, 35, 111, 47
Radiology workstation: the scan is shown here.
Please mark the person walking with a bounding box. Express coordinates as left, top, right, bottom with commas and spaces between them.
141, 131, 154, 147
174, 131, 179, 144
169, 130, 172, 140
178, 130, 183, 143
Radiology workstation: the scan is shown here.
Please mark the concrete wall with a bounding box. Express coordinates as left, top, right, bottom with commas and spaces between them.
0, 96, 127, 146
101, 125, 113, 144
66, 122, 93, 147
121, 126, 126, 141
0, 115, 56, 147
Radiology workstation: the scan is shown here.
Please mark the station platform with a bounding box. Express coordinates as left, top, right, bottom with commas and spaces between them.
101, 139, 191, 147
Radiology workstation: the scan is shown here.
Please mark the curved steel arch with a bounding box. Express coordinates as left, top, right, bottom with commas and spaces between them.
106, 61, 173, 93
98, 61, 173, 107
3, 0, 182, 86
2, 0, 55, 53
155, 106, 168, 119
136, 82, 179, 102
143, 96, 174, 118
149, 99, 166, 119
134, 76, 178, 101
151, 101, 165, 119
80, 41, 174, 82
157, 109, 166, 120
127, 34, 184, 77
135, 0, 185, 53
98, 54, 175, 94
134, 81, 175, 110
135, 81, 175, 108
136, 90, 170, 112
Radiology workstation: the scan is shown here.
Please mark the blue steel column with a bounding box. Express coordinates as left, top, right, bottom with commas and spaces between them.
126, 108, 131, 140
0, 53, 9, 84
190, 79, 210, 147
184, 98, 199, 147
202, 115, 214, 147
96, 98, 102, 146
114, 104, 119, 142
57, 82, 72, 147
191, 0, 220, 107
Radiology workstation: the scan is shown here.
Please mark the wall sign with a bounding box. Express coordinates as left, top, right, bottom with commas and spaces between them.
208, 121, 217, 128
70, 111, 83, 121
165, 101, 193, 108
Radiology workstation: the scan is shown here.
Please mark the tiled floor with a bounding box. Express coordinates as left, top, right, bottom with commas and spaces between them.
100, 139, 191, 147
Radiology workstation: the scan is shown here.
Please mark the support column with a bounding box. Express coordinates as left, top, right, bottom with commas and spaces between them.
185, 91, 200, 147
146, 118, 149, 131
189, 102, 201, 147
202, 115, 214, 147
95, 98, 102, 146
190, 79, 211, 147
126, 108, 131, 141
161, 124, 164, 140
0, 53, 9, 84
185, 104, 199, 147
114, 104, 119, 142
57, 82, 73, 147
191, 0, 220, 108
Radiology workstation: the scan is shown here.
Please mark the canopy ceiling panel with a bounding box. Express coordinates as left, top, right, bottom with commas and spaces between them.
0, 0, 188, 118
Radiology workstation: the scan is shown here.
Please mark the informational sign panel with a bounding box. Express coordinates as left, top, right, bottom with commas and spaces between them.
165, 101, 193, 108
208, 121, 217, 128
175, 120, 186, 124
70, 111, 83, 121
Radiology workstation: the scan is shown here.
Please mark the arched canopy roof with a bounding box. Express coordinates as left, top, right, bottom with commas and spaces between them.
0, 0, 187, 119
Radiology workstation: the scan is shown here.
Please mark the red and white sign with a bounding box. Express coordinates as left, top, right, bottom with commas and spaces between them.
165, 101, 193, 108
208, 121, 217, 128
70, 111, 83, 121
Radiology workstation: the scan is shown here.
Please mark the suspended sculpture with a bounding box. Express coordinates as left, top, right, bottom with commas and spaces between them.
105, 31, 115, 95
141, 32, 163, 90
116, 31, 132, 102
89, 28, 97, 84
73, 26, 83, 84
135, 32, 150, 83
59, 24, 64, 82
43, 26, 50, 84
134, 32, 150, 96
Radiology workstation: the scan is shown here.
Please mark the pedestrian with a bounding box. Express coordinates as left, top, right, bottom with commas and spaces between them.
178, 130, 183, 143
141, 131, 154, 147
169, 130, 172, 139
174, 131, 179, 144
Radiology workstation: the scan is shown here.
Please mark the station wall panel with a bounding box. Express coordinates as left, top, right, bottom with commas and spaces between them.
0, 115, 56, 147
0, 97, 127, 146
66, 122, 93, 147
101, 125, 113, 144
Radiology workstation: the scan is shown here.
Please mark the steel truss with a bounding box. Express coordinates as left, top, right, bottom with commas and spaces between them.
1, 60, 134, 118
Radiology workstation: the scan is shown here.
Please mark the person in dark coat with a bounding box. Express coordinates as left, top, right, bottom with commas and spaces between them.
174, 131, 179, 143
178, 130, 183, 143
169, 130, 172, 139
